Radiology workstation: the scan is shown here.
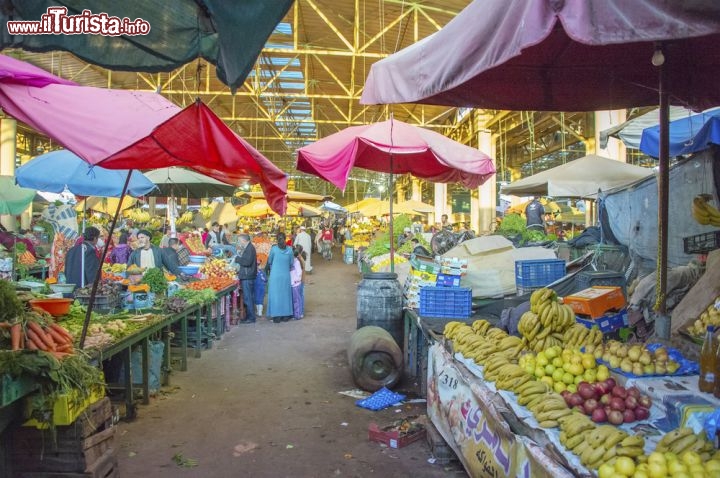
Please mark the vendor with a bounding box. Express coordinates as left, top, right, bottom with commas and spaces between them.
0, 224, 38, 258
127, 229, 183, 277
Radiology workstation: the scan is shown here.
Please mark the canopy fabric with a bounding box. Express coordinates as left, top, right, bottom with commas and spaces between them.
76, 197, 137, 215
501, 155, 653, 198
320, 201, 347, 213
345, 198, 383, 214
0, 176, 36, 215
0, 54, 288, 214
237, 200, 321, 218
0, 1, 293, 92
296, 118, 495, 190
361, 0, 720, 111
640, 109, 720, 158
397, 199, 434, 214
599, 106, 698, 150
142, 167, 237, 199
241, 190, 331, 202
16, 150, 156, 197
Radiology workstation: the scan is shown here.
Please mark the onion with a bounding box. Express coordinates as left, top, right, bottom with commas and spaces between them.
591, 407, 607, 423
634, 406, 650, 420
608, 409, 624, 425
610, 397, 626, 412
578, 382, 596, 400
594, 382, 609, 395
605, 378, 617, 390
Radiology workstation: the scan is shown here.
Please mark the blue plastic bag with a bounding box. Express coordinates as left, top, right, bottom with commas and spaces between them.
356, 387, 406, 411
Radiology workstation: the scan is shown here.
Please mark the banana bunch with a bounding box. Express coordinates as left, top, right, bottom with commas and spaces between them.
200, 205, 214, 220
526, 392, 571, 428
482, 354, 512, 379
558, 417, 630, 470
443, 321, 472, 340
691, 194, 720, 226
492, 363, 533, 392
471, 319, 492, 335
655, 427, 716, 459
126, 208, 152, 224
562, 323, 603, 349
515, 380, 551, 406
523, 288, 576, 353
175, 210, 194, 226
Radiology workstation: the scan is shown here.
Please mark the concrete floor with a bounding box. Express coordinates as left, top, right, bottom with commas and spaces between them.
115, 249, 467, 478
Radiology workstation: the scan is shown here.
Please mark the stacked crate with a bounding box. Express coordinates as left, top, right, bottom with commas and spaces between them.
10, 397, 118, 477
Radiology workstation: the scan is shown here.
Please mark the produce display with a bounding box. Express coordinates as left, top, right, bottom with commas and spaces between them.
185, 277, 237, 292
140, 267, 168, 295
691, 194, 720, 227
591, 340, 682, 376
560, 378, 652, 425
519, 345, 610, 394
199, 258, 236, 280
686, 296, 720, 339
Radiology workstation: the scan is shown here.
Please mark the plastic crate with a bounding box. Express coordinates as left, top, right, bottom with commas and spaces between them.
576, 309, 628, 333
683, 230, 720, 254
24, 386, 105, 428
419, 287, 472, 318
563, 286, 626, 319
577, 270, 626, 291
436, 274, 461, 287
74, 294, 121, 313
1, 374, 37, 407
515, 259, 566, 288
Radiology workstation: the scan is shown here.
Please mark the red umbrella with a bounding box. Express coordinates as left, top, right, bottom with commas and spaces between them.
361, 0, 720, 315
297, 117, 495, 270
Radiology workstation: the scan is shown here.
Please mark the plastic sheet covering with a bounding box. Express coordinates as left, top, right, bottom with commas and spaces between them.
602, 149, 719, 269
0, 1, 293, 92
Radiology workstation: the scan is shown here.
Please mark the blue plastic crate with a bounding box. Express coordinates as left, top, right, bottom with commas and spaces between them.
514, 259, 566, 288
419, 287, 472, 318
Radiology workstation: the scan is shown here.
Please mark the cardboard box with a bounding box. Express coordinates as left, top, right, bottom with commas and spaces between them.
410, 268, 438, 282
436, 274, 461, 287
368, 422, 426, 449
563, 286, 626, 319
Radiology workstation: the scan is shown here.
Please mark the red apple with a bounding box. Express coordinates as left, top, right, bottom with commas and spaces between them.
578, 382, 597, 400
594, 382, 610, 395
634, 406, 650, 420
623, 409, 636, 423
627, 386, 641, 399
584, 398, 599, 415
600, 393, 611, 405
591, 407, 608, 423
610, 397, 626, 412
605, 378, 617, 390
612, 386, 628, 399
638, 395, 652, 409
624, 395, 638, 410
608, 410, 624, 425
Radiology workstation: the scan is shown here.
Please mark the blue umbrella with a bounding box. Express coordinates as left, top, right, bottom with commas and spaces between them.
15, 150, 156, 197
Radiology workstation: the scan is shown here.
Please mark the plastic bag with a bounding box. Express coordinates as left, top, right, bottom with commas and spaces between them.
356, 387, 405, 411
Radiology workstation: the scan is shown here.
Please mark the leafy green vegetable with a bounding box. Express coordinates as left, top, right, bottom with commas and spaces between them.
141, 268, 168, 295
0, 279, 24, 322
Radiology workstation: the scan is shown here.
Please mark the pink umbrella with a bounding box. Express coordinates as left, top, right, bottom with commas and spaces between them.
296, 118, 495, 190
0, 54, 287, 214
297, 118, 495, 270
361, 0, 720, 315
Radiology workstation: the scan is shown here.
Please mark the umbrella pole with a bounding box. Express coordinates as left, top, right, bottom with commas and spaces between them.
389, 114, 395, 273
79, 171, 132, 349
655, 53, 670, 319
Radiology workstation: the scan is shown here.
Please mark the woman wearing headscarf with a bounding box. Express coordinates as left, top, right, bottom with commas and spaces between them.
265, 232, 294, 323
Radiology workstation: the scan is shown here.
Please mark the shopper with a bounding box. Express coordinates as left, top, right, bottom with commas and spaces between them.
317, 225, 334, 260
109, 232, 131, 265
266, 232, 294, 323
234, 234, 257, 324
290, 246, 304, 320
169, 237, 190, 266
293, 225, 313, 273
64, 226, 101, 288
254, 262, 267, 319
525, 196, 545, 232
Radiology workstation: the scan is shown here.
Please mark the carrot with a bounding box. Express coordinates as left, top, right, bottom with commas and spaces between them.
49, 323, 73, 342
56, 343, 74, 353
25, 329, 49, 351
27, 322, 56, 351
50, 351, 70, 360
46, 327, 70, 346
0, 322, 12, 329
10, 323, 21, 351
25, 337, 38, 350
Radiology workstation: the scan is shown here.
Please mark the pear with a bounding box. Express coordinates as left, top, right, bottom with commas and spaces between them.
585, 344, 596, 354
632, 363, 644, 376
639, 351, 653, 365
643, 363, 656, 375
655, 362, 667, 375
616, 345, 629, 358
594, 347, 604, 360
621, 359, 634, 373
628, 345, 643, 362
666, 361, 680, 374
602, 352, 613, 363
609, 356, 622, 369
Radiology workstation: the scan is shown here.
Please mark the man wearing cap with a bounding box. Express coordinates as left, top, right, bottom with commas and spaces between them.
398, 227, 414, 248
293, 225, 313, 273
128, 229, 183, 276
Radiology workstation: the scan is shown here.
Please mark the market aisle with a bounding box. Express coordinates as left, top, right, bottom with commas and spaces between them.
115, 248, 466, 478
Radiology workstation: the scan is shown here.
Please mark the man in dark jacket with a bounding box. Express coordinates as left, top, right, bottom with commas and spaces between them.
234, 234, 257, 324
128, 229, 183, 277
64, 226, 100, 288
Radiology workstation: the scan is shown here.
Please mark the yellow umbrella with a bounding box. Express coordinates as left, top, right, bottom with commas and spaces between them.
237, 200, 323, 217
345, 198, 382, 214
76, 196, 138, 214
397, 199, 434, 214
356, 201, 417, 217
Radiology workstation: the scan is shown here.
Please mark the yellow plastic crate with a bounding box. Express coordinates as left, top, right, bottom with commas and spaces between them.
23, 385, 105, 428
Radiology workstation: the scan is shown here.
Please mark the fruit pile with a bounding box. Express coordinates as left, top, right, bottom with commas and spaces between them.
200, 259, 236, 280
514, 383, 571, 428
561, 378, 652, 425
590, 341, 681, 376
519, 345, 610, 394
444, 320, 527, 366
691, 193, 720, 227
687, 296, 720, 338
558, 417, 637, 470
518, 287, 581, 352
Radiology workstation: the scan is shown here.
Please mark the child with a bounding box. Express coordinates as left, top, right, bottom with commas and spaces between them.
290, 246, 304, 320
253, 260, 267, 319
